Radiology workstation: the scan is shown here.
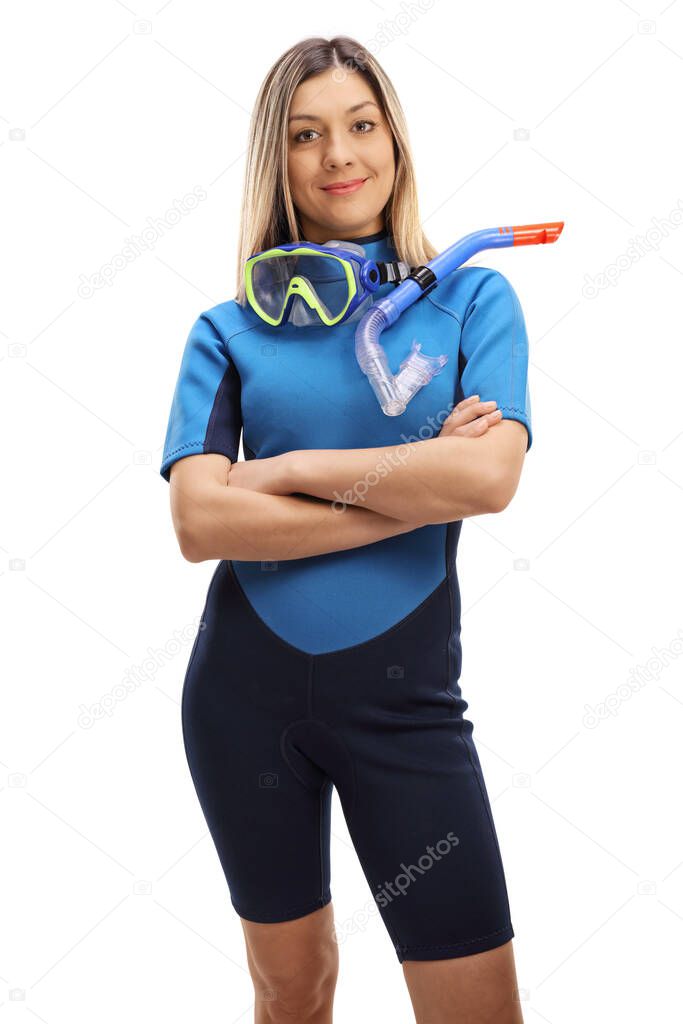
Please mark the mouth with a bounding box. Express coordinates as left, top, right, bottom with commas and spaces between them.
321, 177, 368, 196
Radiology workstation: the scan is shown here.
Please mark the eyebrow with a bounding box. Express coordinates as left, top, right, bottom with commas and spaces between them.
288, 100, 379, 124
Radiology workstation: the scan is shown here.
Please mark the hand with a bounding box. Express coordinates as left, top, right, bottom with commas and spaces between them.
227, 453, 292, 495
438, 395, 502, 439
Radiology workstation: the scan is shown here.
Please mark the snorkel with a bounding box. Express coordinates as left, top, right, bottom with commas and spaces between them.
355, 221, 564, 416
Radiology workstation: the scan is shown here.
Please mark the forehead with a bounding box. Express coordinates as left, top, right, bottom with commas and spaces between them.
290, 69, 379, 119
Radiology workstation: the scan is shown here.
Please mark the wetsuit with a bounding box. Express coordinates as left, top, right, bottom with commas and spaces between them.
160, 228, 532, 962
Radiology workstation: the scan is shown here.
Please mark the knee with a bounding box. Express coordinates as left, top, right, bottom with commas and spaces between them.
254, 948, 338, 1022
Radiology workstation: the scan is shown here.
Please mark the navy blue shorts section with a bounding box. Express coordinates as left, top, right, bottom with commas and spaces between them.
180, 559, 514, 962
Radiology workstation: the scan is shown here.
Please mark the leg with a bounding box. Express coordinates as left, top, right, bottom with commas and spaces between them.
312, 580, 517, 968
240, 901, 339, 1024
402, 940, 524, 1024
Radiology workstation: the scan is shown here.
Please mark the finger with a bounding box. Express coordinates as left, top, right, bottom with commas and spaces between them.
449, 399, 498, 425
450, 395, 481, 417
442, 415, 490, 438
455, 394, 480, 410
461, 417, 491, 436
446, 409, 502, 438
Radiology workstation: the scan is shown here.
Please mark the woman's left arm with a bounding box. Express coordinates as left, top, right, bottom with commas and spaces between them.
281, 418, 528, 523
229, 416, 528, 524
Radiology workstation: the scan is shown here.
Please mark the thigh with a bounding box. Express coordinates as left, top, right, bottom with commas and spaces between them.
315, 577, 514, 963
403, 940, 524, 1024
181, 561, 333, 923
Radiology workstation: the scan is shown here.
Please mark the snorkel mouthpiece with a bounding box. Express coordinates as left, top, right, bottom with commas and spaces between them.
354, 304, 449, 416
355, 221, 564, 415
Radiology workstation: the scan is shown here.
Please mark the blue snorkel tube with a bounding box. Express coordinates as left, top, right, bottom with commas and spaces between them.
355, 221, 564, 415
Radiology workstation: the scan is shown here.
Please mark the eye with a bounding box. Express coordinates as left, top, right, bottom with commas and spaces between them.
353, 119, 376, 133
292, 119, 377, 144
294, 127, 320, 143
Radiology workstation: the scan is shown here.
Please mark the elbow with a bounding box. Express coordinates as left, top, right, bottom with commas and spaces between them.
176, 524, 206, 562
168, 466, 227, 562
486, 469, 519, 514
172, 500, 210, 562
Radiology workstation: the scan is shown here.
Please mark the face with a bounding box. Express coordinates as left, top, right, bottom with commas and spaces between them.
286, 67, 396, 244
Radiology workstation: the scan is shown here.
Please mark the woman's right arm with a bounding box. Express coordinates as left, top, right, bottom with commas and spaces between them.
168, 453, 424, 563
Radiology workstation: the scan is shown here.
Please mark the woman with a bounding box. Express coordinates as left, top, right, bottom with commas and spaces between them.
161, 35, 531, 1024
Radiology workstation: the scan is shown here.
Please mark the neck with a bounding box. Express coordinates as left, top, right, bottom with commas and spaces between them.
348, 230, 396, 265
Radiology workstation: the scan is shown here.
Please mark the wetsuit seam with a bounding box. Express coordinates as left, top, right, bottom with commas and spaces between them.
180, 561, 224, 757
315, 577, 448, 659
232, 893, 331, 921
445, 523, 454, 711
226, 559, 311, 661
318, 781, 326, 905
299, 717, 358, 829
444, 523, 459, 715
164, 440, 205, 457
201, 311, 260, 360
279, 721, 319, 791
398, 924, 513, 954
307, 656, 313, 718
458, 728, 511, 907
226, 557, 449, 660
425, 291, 464, 328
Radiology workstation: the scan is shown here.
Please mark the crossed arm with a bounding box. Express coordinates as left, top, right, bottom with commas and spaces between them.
168, 398, 528, 563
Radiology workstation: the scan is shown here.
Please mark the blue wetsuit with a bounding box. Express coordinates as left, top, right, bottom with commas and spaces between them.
160, 228, 532, 962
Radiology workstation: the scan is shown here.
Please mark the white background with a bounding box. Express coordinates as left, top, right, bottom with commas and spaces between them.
2, 1, 683, 1021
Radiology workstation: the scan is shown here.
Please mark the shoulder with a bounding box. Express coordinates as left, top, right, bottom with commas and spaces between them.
193, 297, 258, 348
426, 265, 520, 324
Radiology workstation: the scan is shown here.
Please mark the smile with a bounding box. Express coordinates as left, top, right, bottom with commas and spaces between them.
321, 178, 367, 196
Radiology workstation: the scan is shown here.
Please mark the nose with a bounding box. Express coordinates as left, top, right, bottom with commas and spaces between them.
321, 127, 356, 169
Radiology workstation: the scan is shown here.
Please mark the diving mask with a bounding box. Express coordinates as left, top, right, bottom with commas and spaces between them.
244, 239, 413, 328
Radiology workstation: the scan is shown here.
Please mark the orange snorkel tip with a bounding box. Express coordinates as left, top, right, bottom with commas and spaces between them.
509, 221, 565, 246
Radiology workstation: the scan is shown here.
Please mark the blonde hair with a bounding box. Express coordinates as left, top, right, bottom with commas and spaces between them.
234, 35, 438, 305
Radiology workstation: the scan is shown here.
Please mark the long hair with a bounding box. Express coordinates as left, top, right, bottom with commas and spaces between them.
234, 35, 438, 305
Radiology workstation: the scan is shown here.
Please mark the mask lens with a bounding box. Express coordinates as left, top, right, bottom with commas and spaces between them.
251, 251, 352, 322
294, 253, 350, 319
250, 254, 298, 321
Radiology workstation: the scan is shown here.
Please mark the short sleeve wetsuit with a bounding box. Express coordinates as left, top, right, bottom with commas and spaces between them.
160, 228, 532, 962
